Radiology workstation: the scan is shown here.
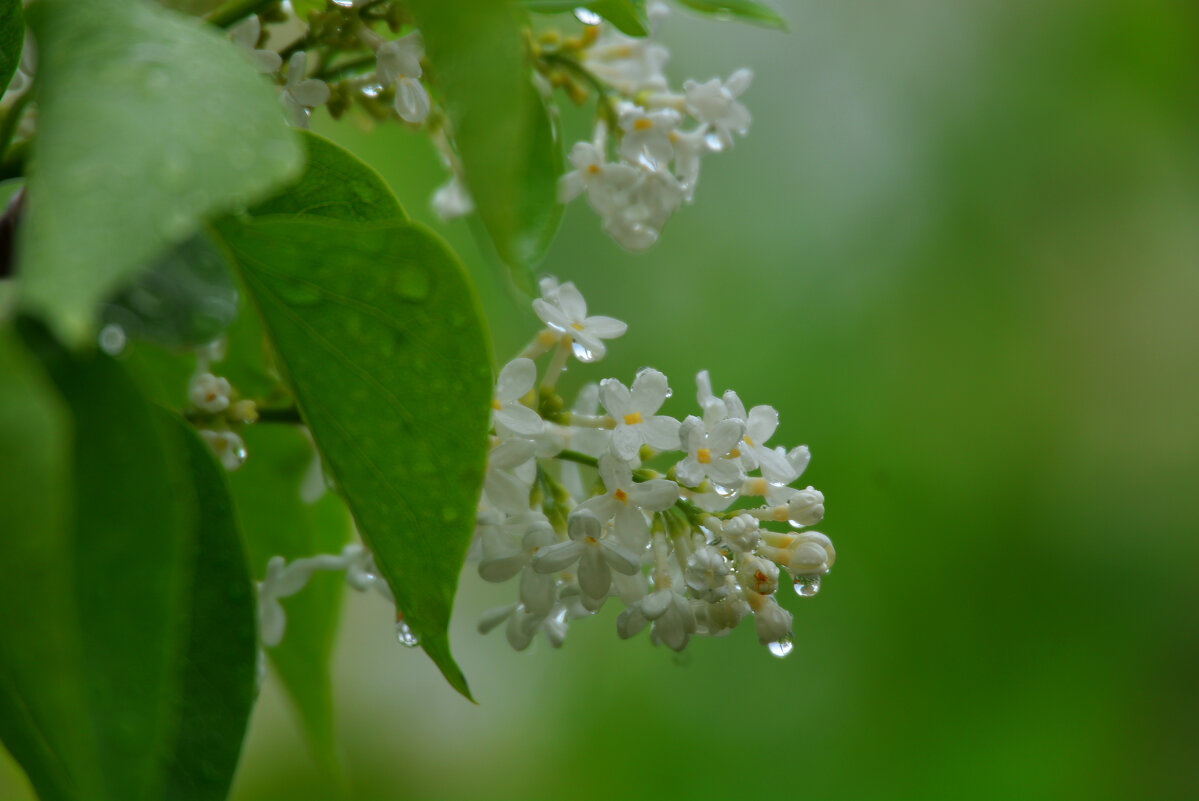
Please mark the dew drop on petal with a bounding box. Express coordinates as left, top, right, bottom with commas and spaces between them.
767, 636, 793, 658
361, 83, 384, 98
571, 340, 597, 362
395, 619, 420, 647
704, 131, 726, 152
97, 324, 126, 356
794, 574, 822, 597
573, 7, 603, 25
331, 0, 355, 6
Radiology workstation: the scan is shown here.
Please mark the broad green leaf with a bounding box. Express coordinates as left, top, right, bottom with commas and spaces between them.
675, 0, 787, 29
216, 130, 408, 402
212, 216, 492, 699
0, 1, 22, 93
523, 0, 650, 36
0, 328, 103, 801
6, 322, 257, 800
161, 416, 257, 801
407, 0, 564, 289
19, 0, 302, 344
230, 425, 352, 781
23, 324, 196, 801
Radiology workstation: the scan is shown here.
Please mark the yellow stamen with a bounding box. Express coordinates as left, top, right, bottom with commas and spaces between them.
744, 436, 755, 447
728, 448, 741, 458
697, 448, 711, 464
614, 488, 628, 503
587, 164, 600, 174
633, 118, 653, 131
585, 536, 597, 544
623, 411, 643, 425
571, 322, 585, 331
490, 398, 502, 410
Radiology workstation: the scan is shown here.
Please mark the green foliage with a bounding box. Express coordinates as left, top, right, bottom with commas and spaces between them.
213, 216, 492, 700
211, 133, 492, 699
18, 0, 301, 344
230, 425, 352, 781
0, 323, 256, 801
523, 0, 651, 36
675, 0, 786, 29
161, 417, 257, 801
0, 0, 22, 93
408, 0, 564, 290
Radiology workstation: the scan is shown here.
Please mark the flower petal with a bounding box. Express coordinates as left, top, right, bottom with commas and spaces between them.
532, 540, 583, 573
641, 415, 681, 451
583, 315, 628, 339
630, 368, 669, 414
630, 478, 679, 511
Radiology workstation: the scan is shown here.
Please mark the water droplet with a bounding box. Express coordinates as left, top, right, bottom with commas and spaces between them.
571, 340, 597, 362
395, 619, 420, 647
392, 265, 430, 301
361, 83, 385, 98
794, 574, 822, 597
331, 0, 354, 5
275, 280, 322, 306
574, 7, 603, 25
767, 636, 793, 658
97, 324, 126, 355
704, 131, 727, 152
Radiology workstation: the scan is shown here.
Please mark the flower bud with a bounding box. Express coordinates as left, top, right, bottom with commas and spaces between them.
721, 512, 760, 551
737, 554, 779, 595
753, 596, 792, 646
786, 486, 825, 527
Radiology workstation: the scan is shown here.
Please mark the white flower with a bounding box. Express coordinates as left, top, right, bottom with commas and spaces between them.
668, 126, 708, 200
618, 106, 681, 168
281, 52, 330, 129
737, 554, 779, 595
189, 372, 231, 413
258, 551, 352, 646
482, 438, 536, 515
531, 509, 640, 607
431, 174, 474, 220
376, 32, 430, 123
478, 603, 570, 651
579, 453, 677, 548
639, 584, 695, 652
229, 16, 282, 74
558, 141, 641, 214
720, 512, 761, 552
684, 545, 731, 601
675, 414, 745, 490
584, 33, 670, 94
599, 368, 681, 461
752, 594, 792, 646
771, 531, 836, 578
532, 280, 628, 362
491, 358, 544, 437
784, 486, 825, 527
683, 68, 752, 151
602, 164, 684, 251
477, 512, 560, 616
200, 429, 246, 471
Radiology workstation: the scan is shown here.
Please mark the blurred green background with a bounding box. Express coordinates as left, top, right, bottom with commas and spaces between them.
5, 0, 1198, 798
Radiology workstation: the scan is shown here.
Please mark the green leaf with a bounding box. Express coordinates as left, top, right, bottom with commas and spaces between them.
18, 0, 302, 345
3, 322, 257, 800
407, 0, 564, 289
161, 416, 257, 801
523, 0, 650, 36
674, 0, 787, 29
212, 216, 492, 699
0, 328, 103, 801
230, 425, 352, 780
0, 1, 22, 94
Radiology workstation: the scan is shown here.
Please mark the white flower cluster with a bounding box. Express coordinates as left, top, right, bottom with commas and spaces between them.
188, 343, 257, 471
229, 16, 330, 130
559, 3, 753, 250
475, 277, 834, 655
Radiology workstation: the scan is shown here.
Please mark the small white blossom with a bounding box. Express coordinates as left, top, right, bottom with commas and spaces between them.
229, 16, 282, 74
599, 368, 681, 461
376, 31, 430, 124
579, 453, 677, 547
482, 438, 536, 515
281, 52, 329, 129
200, 430, 246, 471
431, 174, 474, 220
683, 68, 752, 151
752, 594, 792, 646
532, 280, 628, 362
675, 414, 745, 490
491, 358, 544, 437
189, 372, 231, 413
737, 554, 780, 596
618, 106, 681, 168
532, 509, 640, 608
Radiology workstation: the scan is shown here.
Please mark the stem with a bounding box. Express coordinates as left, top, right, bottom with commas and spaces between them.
539, 51, 619, 129
256, 406, 304, 424
0, 141, 27, 182
556, 449, 598, 469
541, 336, 572, 391
205, 0, 277, 28
317, 53, 377, 82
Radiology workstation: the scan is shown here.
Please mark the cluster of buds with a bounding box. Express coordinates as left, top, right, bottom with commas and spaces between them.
187, 342, 257, 471
475, 277, 835, 655
546, 3, 754, 249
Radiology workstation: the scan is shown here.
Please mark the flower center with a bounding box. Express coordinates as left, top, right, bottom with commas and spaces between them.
587, 164, 601, 174
623, 411, 643, 425
728, 447, 741, 458
614, 488, 628, 503
571, 322, 585, 331
633, 118, 654, 131
490, 398, 502, 410
697, 448, 711, 464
